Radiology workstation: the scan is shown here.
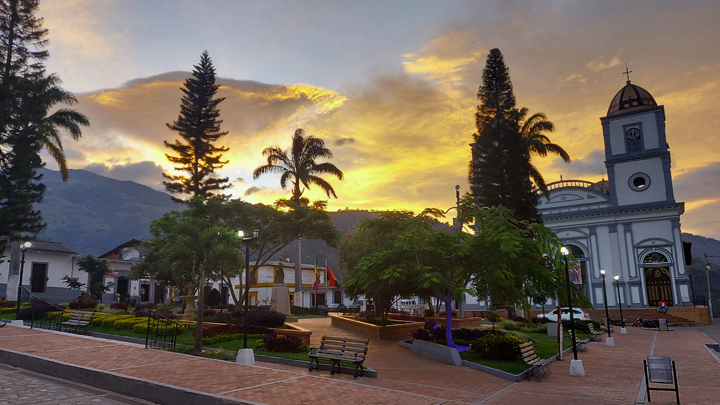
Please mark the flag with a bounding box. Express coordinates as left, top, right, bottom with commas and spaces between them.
327, 265, 337, 287
313, 265, 320, 295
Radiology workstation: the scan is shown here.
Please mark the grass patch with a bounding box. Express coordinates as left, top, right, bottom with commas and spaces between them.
459, 350, 529, 374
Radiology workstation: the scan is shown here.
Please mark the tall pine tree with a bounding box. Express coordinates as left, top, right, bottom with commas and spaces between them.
163, 51, 230, 202
470, 48, 539, 223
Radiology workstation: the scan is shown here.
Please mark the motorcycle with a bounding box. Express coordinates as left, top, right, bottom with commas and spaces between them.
632, 316, 658, 328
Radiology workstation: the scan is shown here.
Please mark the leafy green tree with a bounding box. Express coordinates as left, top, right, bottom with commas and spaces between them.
0, 0, 88, 300
163, 51, 230, 202
76, 255, 113, 300
253, 128, 343, 305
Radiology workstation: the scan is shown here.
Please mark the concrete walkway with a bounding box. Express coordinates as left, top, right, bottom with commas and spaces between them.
1, 318, 719, 404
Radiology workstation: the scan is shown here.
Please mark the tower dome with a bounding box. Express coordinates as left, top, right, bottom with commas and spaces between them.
607, 81, 657, 116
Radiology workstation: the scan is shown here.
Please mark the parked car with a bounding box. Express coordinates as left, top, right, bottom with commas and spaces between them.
327, 303, 346, 312
537, 307, 590, 322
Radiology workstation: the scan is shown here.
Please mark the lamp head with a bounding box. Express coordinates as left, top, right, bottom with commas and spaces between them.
560, 246, 569, 256
600, 269, 606, 277
238, 230, 244, 238
614, 275, 619, 281
20, 241, 32, 251
253, 229, 259, 239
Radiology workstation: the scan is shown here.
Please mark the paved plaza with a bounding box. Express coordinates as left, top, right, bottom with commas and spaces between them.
1, 317, 719, 404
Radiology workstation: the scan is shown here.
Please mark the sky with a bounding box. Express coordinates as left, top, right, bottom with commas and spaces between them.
36, 0, 720, 239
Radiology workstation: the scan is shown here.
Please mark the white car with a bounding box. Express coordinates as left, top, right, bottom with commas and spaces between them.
537, 307, 590, 322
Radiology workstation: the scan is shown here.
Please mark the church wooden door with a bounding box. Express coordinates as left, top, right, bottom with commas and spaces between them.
645, 267, 673, 306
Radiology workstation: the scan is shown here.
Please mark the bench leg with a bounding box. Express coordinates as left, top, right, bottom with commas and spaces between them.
330, 360, 342, 375
353, 362, 364, 379
308, 357, 320, 372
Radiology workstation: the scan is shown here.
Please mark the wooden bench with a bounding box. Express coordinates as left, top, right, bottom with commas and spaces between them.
644, 356, 680, 404
61, 311, 94, 334
520, 341, 552, 381
308, 335, 369, 378
342, 306, 360, 315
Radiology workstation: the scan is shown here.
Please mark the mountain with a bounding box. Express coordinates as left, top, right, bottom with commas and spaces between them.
36, 168, 182, 255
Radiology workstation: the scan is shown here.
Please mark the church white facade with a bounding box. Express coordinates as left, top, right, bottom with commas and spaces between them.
537, 79, 689, 309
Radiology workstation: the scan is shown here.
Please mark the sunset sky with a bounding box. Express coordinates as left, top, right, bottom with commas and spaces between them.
37, 0, 720, 239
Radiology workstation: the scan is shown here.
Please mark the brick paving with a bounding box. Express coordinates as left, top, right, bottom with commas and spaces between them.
1, 318, 719, 404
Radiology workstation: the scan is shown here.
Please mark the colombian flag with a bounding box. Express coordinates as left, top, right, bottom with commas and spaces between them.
313, 266, 319, 295
327, 265, 337, 287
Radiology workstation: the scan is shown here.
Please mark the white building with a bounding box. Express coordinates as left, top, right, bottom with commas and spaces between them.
464, 78, 690, 311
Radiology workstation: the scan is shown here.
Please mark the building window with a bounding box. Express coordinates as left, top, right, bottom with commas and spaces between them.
643, 252, 669, 264
629, 173, 650, 191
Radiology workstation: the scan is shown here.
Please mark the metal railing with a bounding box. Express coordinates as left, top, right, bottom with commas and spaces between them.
145, 309, 184, 350
28, 296, 66, 331
538, 179, 611, 195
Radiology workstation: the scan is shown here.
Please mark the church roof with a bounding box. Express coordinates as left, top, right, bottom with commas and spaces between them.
607, 81, 657, 116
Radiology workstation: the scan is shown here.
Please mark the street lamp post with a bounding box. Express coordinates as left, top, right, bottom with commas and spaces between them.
561, 247, 584, 376
16, 241, 32, 318
239, 229, 259, 349
600, 270, 615, 347
614, 275, 627, 335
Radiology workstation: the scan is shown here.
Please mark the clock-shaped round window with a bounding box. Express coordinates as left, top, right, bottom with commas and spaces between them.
629, 173, 650, 191
626, 128, 640, 140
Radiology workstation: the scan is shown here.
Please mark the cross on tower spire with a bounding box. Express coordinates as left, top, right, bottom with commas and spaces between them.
623, 63, 633, 84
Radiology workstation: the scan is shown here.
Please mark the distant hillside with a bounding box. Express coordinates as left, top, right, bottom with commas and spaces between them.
36, 168, 182, 255
682, 233, 720, 265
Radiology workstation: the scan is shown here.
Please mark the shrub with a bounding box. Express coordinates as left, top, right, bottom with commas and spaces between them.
412, 328, 432, 341
453, 327, 504, 342
133, 320, 185, 336
561, 319, 590, 333
113, 317, 147, 330
519, 323, 548, 334
513, 316, 526, 323
17, 299, 61, 320
486, 311, 502, 323
208, 288, 221, 307
204, 312, 238, 324
91, 313, 112, 326
258, 333, 307, 353
438, 309, 458, 317
101, 316, 121, 328
472, 334, 523, 361
202, 323, 273, 338
291, 306, 328, 316
423, 308, 435, 317
110, 302, 130, 311
236, 307, 286, 328
499, 320, 521, 331
134, 303, 157, 317
532, 316, 550, 324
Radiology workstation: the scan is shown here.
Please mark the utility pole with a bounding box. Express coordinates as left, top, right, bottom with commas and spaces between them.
706, 253, 720, 322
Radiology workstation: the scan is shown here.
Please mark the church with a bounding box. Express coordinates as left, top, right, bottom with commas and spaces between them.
536, 77, 690, 309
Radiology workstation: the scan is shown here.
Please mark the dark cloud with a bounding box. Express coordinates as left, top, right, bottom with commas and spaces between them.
335, 137, 355, 146
244, 186, 265, 196
82, 161, 165, 191
234, 177, 246, 184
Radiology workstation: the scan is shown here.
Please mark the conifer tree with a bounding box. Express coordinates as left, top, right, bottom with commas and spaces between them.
470, 48, 539, 223
163, 51, 230, 202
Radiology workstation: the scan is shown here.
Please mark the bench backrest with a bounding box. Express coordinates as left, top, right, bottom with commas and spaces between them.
69, 311, 94, 322
520, 341, 537, 362
319, 336, 369, 357
647, 356, 673, 384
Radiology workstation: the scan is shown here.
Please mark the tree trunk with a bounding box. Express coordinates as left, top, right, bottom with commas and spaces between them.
5, 241, 20, 302
440, 295, 457, 348
194, 269, 205, 356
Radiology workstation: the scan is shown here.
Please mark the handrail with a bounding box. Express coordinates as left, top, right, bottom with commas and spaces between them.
145, 309, 184, 350
29, 296, 66, 331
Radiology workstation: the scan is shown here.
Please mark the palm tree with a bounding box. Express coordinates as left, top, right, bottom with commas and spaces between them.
512, 107, 570, 195
253, 128, 343, 204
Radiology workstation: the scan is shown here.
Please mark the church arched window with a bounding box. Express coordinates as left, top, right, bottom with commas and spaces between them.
643, 252, 669, 264
567, 244, 585, 258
